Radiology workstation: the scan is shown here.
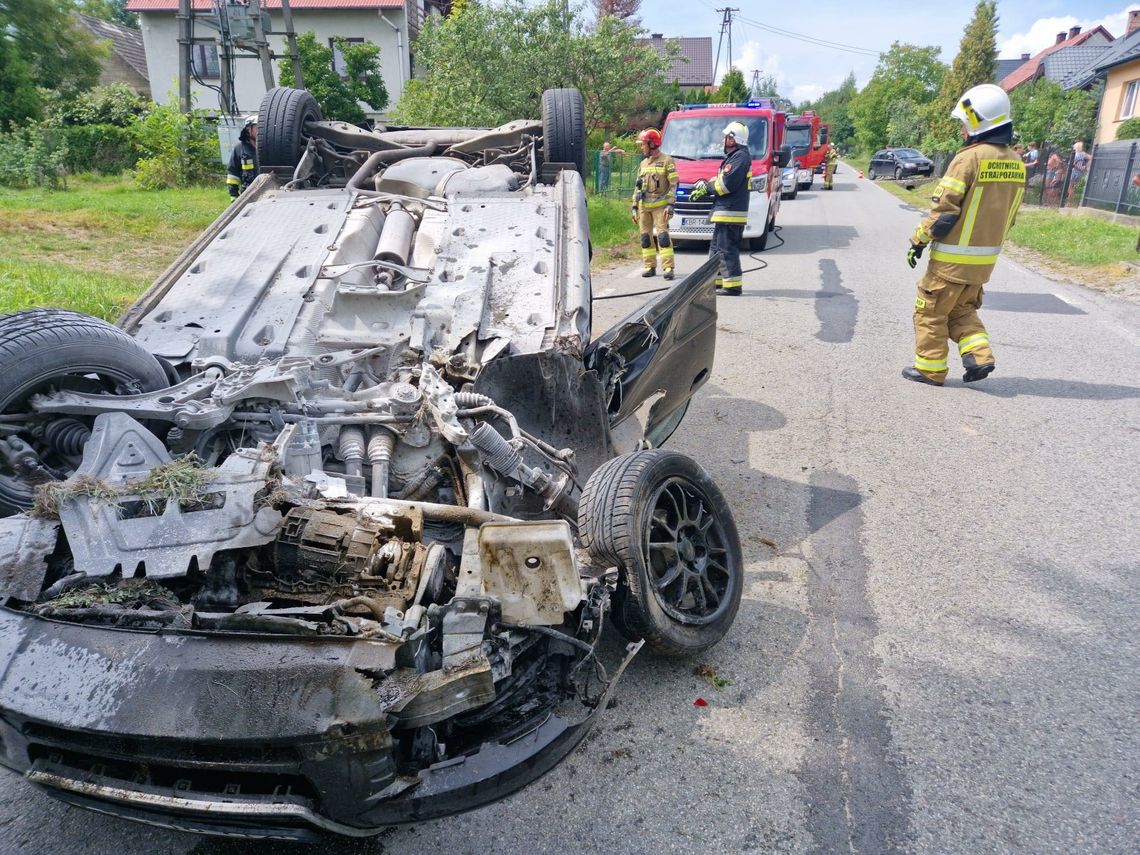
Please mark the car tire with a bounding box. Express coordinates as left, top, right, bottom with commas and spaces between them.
868, 168, 876, 180
895, 167, 904, 181
749, 228, 769, 251
579, 450, 743, 656
0, 309, 170, 517
541, 88, 586, 175
257, 87, 323, 176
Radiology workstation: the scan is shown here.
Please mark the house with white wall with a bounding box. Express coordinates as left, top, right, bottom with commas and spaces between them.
124, 0, 422, 118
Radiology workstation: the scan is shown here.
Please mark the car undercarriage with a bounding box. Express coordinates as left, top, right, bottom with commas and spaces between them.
0, 88, 743, 840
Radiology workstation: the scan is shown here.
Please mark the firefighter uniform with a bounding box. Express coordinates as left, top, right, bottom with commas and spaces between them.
908, 142, 1025, 384
706, 143, 752, 294
633, 151, 679, 276
226, 138, 257, 198
823, 146, 838, 190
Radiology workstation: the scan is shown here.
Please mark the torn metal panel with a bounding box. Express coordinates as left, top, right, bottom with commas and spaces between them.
0, 516, 59, 600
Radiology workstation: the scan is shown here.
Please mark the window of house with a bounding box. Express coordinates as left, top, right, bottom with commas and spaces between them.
329, 37, 365, 77
191, 43, 220, 79
1121, 80, 1140, 120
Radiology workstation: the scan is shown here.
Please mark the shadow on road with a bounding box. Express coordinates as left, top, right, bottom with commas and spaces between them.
966, 378, 1140, 400
766, 224, 859, 255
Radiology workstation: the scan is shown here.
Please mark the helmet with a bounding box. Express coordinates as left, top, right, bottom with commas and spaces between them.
242, 115, 258, 129
721, 121, 748, 146
951, 84, 1011, 136
638, 128, 662, 148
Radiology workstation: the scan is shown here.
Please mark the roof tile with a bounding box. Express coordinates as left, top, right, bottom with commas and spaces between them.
637, 36, 714, 87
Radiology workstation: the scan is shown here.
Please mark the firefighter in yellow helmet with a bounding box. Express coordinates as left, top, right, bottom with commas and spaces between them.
903, 83, 1024, 385
632, 128, 679, 279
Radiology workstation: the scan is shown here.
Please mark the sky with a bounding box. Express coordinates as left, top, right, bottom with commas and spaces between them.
635, 1, 1139, 103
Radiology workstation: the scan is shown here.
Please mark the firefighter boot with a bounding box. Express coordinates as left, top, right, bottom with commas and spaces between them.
640, 231, 655, 276
962, 353, 995, 383
901, 367, 942, 386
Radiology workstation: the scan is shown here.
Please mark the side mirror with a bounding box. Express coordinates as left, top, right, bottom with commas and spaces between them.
774, 146, 791, 167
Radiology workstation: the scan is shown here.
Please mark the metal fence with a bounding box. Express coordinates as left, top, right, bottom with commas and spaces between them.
588, 148, 641, 197
1079, 140, 1140, 215
1020, 145, 1091, 208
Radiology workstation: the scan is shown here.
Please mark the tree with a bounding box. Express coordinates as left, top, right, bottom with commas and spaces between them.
278, 32, 388, 124
926, 1, 998, 153
593, 0, 640, 24
850, 42, 946, 153
1009, 78, 1099, 151
807, 71, 857, 149
76, 0, 139, 28
0, 0, 104, 127
751, 72, 780, 99
716, 67, 748, 103
393, 1, 671, 132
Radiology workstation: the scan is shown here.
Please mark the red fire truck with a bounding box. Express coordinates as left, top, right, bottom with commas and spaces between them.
785, 111, 830, 190
664, 101, 791, 251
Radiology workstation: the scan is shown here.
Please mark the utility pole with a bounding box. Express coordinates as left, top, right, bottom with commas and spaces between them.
711, 7, 739, 87
249, 0, 276, 91
279, 0, 304, 89
750, 68, 760, 98
177, 0, 191, 113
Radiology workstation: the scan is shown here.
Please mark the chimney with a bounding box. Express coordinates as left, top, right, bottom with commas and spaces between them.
1056, 32, 1066, 44
1020, 53, 1030, 60
1129, 10, 1140, 35
651, 33, 663, 39
1068, 26, 1081, 39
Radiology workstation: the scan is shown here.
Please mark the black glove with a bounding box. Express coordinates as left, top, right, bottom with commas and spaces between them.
907, 242, 925, 269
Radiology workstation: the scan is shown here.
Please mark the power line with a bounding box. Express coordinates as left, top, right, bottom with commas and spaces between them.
736, 14, 883, 57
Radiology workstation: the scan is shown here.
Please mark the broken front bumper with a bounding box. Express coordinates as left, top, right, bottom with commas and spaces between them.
0, 608, 636, 840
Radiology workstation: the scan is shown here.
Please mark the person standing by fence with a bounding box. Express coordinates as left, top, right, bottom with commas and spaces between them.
599, 142, 622, 192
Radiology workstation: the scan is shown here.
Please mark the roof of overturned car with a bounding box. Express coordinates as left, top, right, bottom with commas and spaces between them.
0, 87, 743, 841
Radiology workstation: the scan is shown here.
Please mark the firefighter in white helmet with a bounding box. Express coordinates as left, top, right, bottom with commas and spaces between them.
903, 83, 1024, 385
226, 115, 258, 199
690, 120, 752, 296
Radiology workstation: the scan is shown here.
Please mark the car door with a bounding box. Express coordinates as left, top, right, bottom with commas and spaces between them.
583, 257, 719, 448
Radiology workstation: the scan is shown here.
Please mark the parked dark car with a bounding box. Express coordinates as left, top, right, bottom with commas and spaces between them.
0, 88, 743, 841
868, 148, 933, 180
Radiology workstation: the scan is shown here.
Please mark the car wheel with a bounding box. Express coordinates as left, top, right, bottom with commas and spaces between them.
749, 228, 769, 251
541, 88, 586, 175
895, 167, 904, 181
579, 450, 743, 656
867, 168, 876, 180
0, 310, 170, 517
258, 87, 323, 176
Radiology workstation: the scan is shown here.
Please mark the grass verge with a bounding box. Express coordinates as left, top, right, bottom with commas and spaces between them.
851, 158, 1138, 272
587, 192, 639, 267
0, 175, 229, 321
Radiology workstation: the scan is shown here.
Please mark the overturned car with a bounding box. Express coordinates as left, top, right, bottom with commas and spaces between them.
0, 88, 742, 839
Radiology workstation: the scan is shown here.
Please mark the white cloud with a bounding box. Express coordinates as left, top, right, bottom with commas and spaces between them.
997, 5, 1139, 58
792, 84, 826, 102
720, 39, 792, 95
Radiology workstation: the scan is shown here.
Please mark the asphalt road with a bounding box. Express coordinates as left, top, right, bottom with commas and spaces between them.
3, 167, 1138, 854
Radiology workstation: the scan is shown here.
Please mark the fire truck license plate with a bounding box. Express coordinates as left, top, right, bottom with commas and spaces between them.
681, 217, 708, 227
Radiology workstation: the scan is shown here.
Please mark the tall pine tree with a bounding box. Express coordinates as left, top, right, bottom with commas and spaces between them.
926, 1, 998, 153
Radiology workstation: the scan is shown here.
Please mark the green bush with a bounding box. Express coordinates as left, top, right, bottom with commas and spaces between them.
1116, 117, 1140, 141
0, 123, 69, 187
130, 103, 218, 189
61, 124, 135, 174
44, 84, 150, 128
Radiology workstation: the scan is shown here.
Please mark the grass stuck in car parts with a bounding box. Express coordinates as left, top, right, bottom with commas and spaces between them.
0, 175, 228, 321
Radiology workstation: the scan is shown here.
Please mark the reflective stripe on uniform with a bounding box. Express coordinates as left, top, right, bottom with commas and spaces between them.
242, 163, 255, 171
713, 175, 728, 195
957, 332, 989, 355
914, 355, 948, 372
710, 212, 747, 223
721, 276, 742, 287
929, 241, 1001, 265
960, 186, 984, 244
939, 176, 967, 194
641, 198, 670, 209
226, 175, 241, 185
1004, 187, 1023, 237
